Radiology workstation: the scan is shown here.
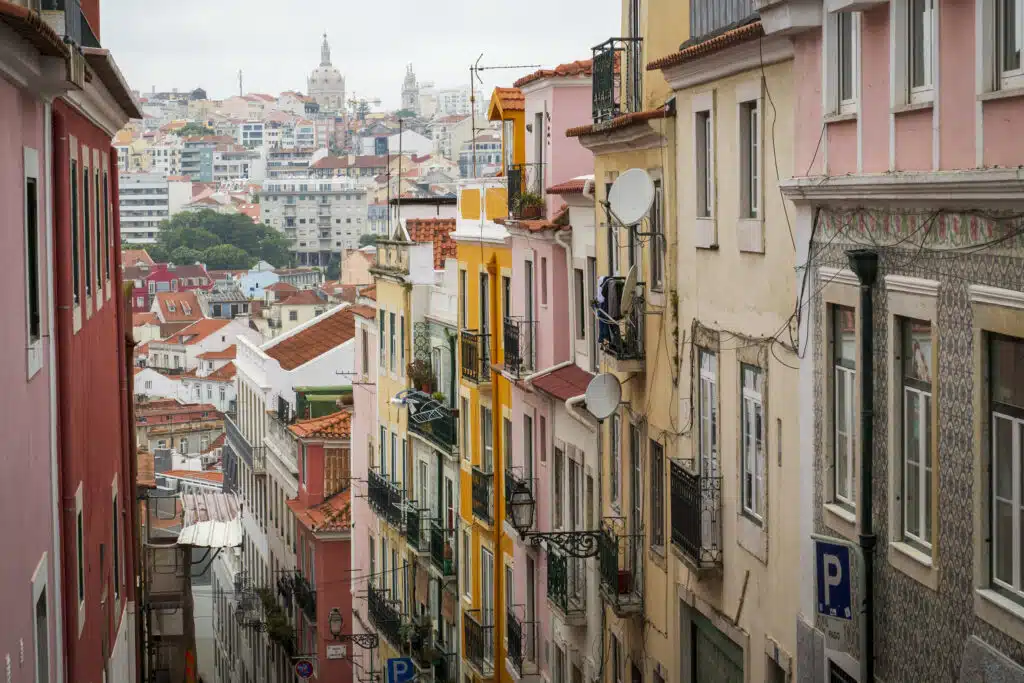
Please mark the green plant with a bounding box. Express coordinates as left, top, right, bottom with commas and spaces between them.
431, 391, 446, 403
408, 359, 434, 391
516, 191, 545, 209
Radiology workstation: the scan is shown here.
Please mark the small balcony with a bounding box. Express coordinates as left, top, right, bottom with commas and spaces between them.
507, 163, 545, 219
546, 550, 587, 626
592, 37, 643, 124
293, 573, 316, 623
506, 609, 524, 677
42, 0, 100, 48
597, 278, 645, 373
406, 506, 429, 555
266, 411, 298, 473
368, 469, 405, 531
460, 330, 490, 384
598, 518, 643, 617
431, 644, 459, 683
406, 393, 458, 454
471, 467, 494, 525
670, 461, 723, 576
502, 317, 535, 378
463, 609, 495, 678
367, 584, 403, 648
430, 522, 457, 578
224, 413, 265, 473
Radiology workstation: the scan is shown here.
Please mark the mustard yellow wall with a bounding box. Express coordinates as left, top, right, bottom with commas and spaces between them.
456, 238, 514, 680
629, 0, 691, 110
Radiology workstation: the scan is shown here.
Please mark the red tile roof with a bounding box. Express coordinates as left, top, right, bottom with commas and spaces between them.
359, 285, 376, 301
197, 345, 236, 360
154, 291, 203, 323
648, 20, 764, 71
514, 59, 593, 88
204, 362, 237, 382
289, 410, 352, 439
162, 470, 225, 485
122, 249, 155, 266
288, 490, 351, 532
490, 87, 526, 116
280, 290, 325, 306
531, 364, 595, 401
133, 312, 159, 327
406, 218, 457, 269
348, 304, 377, 320
264, 307, 358, 371
547, 178, 588, 195
202, 433, 226, 454
566, 106, 673, 138
265, 282, 299, 293
161, 318, 231, 345
0, 1, 69, 58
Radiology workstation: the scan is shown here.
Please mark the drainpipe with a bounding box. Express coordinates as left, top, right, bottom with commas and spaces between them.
564, 395, 595, 429
553, 229, 575, 362
846, 249, 877, 683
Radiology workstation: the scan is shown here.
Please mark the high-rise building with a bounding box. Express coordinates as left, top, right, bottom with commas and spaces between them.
119, 173, 193, 244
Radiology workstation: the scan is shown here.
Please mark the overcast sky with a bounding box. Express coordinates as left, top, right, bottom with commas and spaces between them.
100, 0, 621, 110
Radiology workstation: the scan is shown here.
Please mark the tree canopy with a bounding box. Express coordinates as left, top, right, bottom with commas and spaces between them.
175, 122, 215, 137
358, 233, 379, 247
148, 210, 291, 270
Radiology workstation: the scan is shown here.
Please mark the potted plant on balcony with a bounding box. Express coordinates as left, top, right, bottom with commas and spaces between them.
514, 192, 545, 220
408, 360, 434, 393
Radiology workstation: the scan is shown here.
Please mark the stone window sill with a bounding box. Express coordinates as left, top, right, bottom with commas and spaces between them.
823, 502, 857, 541
892, 100, 933, 116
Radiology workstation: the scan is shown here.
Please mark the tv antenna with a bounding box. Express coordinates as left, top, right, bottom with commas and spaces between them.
468, 55, 542, 177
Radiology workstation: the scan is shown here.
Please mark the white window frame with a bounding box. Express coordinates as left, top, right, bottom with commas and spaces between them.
31, 553, 49, 683
992, 409, 1024, 597
900, 318, 933, 551
24, 147, 43, 378
741, 364, 765, 522
462, 529, 472, 599
481, 405, 494, 472
740, 100, 761, 220
997, 0, 1024, 90
609, 413, 621, 507
824, 10, 861, 116
832, 305, 857, 509
695, 108, 714, 219
698, 349, 718, 476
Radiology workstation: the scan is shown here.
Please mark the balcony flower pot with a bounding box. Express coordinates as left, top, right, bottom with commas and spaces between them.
519, 204, 543, 219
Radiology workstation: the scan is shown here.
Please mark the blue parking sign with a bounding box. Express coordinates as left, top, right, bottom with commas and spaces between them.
387, 657, 415, 683
815, 539, 852, 620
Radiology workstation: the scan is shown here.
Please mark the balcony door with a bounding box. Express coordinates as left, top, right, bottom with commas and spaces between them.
479, 273, 490, 336
525, 260, 534, 321
481, 547, 495, 663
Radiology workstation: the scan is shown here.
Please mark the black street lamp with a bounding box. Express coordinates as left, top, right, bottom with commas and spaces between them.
508, 482, 603, 559
327, 608, 380, 649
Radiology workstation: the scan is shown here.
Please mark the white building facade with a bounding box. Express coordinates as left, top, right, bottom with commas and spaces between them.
118, 172, 193, 244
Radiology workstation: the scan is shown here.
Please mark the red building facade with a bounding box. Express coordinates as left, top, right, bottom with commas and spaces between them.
287, 410, 354, 683
125, 262, 214, 313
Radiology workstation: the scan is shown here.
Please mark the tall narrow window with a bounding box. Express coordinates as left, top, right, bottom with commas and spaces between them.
740, 101, 760, 219
1000, 0, 1024, 85
112, 493, 122, 601
76, 509, 84, 604
902, 318, 933, 550
400, 314, 405, 375
991, 334, 1024, 597
379, 425, 387, 476
83, 169, 91, 296
460, 269, 467, 327
837, 12, 858, 113
650, 179, 664, 290
523, 414, 533, 480
71, 159, 80, 304
34, 587, 48, 683
103, 170, 111, 284
503, 417, 512, 473
94, 168, 101, 293
25, 169, 41, 343
462, 397, 471, 462
389, 312, 396, 371
479, 273, 490, 335
391, 431, 398, 483
361, 328, 369, 375
481, 406, 493, 471
379, 312, 385, 367
574, 268, 586, 339
525, 260, 534, 318
695, 111, 713, 218
610, 413, 621, 505
832, 305, 857, 508
909, 0, 935, 95
462, 529, 472, 598
741, 365, 765, 521
698, 350, 718, 475
540, 257, 548, 305
650, 440, 664, 548
553, 446, 564, 528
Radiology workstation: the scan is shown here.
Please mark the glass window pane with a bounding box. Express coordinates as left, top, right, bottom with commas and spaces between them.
996, 499, 1015, 584
905, 390, 921, 465
996, 416, 1014, 501
993, 336, 1024, 409
906, 461, 920, 538
839, 13, 854, 101
903, 319, 933, 383
910, 0, 928, 87
834, 306, 856, 364
1004, 0, 1022, 73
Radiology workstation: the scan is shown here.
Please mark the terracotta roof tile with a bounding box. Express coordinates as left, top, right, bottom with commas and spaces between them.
648, 20, 764, 71
197, 345, 236, 360
162, 470, 225, 485
133, 312, 159, 326
154, 291, 203, 323
160, 318, 231, 345
288, 490, 351, 532
566, 106, 672, 138
406, 218, 457, 269
348, 304, 377, 319
204, 362, 237, 382
137, 449, 156, 489
265, 282, 299, 293
289, 410, 352, 439
514, 59, 593, 88
279, 290, 326, 306
490, 87, 525, 116
531, 364, 595, 401
264, 306, 358, 371
202, 433, 226, 454
122, 249, 155, 266
546, 178, 588, 195
359, 285, 376, 301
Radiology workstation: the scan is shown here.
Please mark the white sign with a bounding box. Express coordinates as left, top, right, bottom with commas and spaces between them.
326, 644, 347, 660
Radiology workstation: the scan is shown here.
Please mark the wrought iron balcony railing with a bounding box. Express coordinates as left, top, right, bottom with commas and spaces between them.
596, 278, 645, 364
507, 163, 545, 219
471, 467, 494, 525
368, 469, 405, 530
507, 609, 524, 677
460, 330, 490, 384
430, 522, 457, 577
463, 609, 494, 677
502, 317, 535, 378
293, 573, 316, 623
367, 584, 403, 647
592, 37, 643, 124
598, 518, 644, 616
406, 396, 458, 452
546, 550, 586, 622
670, 461, 723, 572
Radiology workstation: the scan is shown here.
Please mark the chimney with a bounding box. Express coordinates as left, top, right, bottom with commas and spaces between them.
348, 154, 355, 165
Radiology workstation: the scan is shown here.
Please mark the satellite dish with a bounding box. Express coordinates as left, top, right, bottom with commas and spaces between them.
585, 373, 622, 421
608, 168, 655, 226
619, 266, 637, 318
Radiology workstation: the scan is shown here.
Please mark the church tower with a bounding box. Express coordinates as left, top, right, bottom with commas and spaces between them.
307, 32, 346, 113
400, 63, 419, 114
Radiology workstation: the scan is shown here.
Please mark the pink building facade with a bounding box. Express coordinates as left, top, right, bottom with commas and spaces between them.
758, 0, 1024, 679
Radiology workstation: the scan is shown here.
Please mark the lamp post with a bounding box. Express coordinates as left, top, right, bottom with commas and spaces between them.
327, 608, 379, 649
507, 480, 603, 559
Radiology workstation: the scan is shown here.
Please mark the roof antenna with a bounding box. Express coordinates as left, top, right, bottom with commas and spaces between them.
238, 69, 243, 97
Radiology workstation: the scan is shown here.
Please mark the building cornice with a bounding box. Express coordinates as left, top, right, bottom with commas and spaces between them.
969, 284, 1024, 311
661, 34, 794, 91
575, 119, 667, 155
781, 169, 1024, 207
818, 266, 859, 287
885, 275, 940, 298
